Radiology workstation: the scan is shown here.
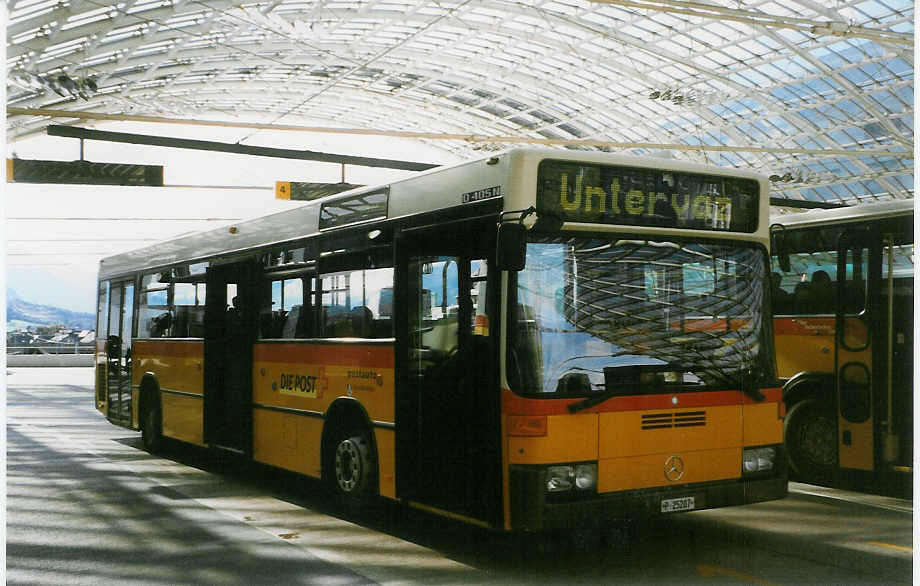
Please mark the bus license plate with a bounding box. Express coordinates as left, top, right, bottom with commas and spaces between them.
661, 496, 695, 513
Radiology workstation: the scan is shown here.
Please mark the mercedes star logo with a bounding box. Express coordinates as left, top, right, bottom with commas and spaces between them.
664, 455, 685, 482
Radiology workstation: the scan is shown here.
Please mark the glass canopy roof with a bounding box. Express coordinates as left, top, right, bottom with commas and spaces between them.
6, 0, 914, 208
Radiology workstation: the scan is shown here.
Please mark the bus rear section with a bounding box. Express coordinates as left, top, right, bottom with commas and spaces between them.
503, 233, 787, 531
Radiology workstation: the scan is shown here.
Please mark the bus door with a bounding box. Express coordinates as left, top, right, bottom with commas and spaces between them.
881, 229, 913, 471
835, 228, 877, 471
204, 261, 259, 454
395, 230, 500, 524
104, 279, 135, 424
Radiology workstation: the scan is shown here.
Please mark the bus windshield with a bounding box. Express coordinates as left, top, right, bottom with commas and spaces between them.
508, 235, 770, 395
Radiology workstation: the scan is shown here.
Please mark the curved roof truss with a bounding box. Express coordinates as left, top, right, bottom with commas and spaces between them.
7, 0, 914, 208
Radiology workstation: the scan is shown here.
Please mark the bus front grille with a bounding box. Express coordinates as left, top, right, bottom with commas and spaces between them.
642, 411, 706, 430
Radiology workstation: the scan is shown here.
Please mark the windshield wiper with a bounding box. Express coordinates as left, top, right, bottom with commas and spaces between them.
739, 366, 766, 402
568, 388, 620, 413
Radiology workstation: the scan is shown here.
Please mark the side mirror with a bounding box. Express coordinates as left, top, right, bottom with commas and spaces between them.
496, 222, 526, 271
770, 224, 791, 272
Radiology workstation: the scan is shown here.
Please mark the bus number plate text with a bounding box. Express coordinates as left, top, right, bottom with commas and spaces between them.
661, 496, 695, 513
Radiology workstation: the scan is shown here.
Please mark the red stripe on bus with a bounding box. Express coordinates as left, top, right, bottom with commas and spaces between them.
253, 342, 395, 367
502, 387, 782, 415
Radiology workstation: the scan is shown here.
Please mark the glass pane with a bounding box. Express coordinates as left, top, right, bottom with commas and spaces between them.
320, 268, 393, 338
841, 247, 868, 315
138, 291, 171, 338
283, 279, 303, 310
409, 256, 460, 378
108, 285, 122, 339
173, 283, 197, 305
121, 284, 134, 351
261, 277, 308, 338
772, 250, 838, 315
511, 237, 768, 394
472, 260, 489, 336
97, 281, 110, 341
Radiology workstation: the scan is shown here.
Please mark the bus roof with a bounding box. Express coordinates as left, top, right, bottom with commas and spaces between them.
771, 198, 914, 229
98, 148, 769, 280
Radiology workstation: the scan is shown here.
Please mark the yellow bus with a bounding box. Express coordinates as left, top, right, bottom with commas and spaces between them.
771, 199, 913, 488
95, 148, 786, 532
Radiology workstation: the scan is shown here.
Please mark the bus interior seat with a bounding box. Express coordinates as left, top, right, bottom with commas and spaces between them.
282, 306, 301, 338
350, 306, 373, 338
792, 282, 813, 313
172, 306, 190, 337
422, 317, 458, 356
150, 311, 172, 337
323, 305, 352, 337
187, 307, 205, 337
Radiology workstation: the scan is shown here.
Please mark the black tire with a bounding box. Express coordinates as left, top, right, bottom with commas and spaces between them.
141, 398, 164, 453
784, 399, 837, 484
327, 425, 377, 507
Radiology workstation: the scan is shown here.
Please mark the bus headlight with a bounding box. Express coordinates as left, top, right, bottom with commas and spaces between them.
546, 463, 597, 493
575, 463, 597, 490
742, 447, 776, 475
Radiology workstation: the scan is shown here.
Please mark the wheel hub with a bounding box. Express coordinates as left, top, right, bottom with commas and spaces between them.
802, 416, 836, 467
335, 439, 362, 493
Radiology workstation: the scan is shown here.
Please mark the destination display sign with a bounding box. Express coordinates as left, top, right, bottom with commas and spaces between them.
536, 160, 759, 233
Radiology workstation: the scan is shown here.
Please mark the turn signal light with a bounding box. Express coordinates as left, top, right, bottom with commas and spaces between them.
508, 415, 547, 436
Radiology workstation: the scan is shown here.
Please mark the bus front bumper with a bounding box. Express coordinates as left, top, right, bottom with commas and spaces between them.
510, 467, 788, 532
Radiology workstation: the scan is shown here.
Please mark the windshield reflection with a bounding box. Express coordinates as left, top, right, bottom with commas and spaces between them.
508, 236, 768, 395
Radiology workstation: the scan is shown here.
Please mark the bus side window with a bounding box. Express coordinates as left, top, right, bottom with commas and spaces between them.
770, 271, 793, 314
173, 282, 205, 338
840, 247, 867, 315
471, 259, 489, 336
260, 275, 310, 339
319, 267, 393, 339
138, 287, 169, 337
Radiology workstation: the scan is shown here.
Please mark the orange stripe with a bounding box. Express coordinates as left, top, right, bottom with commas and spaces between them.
133, 339, 203, 358
253, 342, 394, 367
502, 387, 782, 416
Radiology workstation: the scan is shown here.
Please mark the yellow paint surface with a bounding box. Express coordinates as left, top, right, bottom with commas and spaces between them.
507, 413, 598, 464
839, 419, 874, 470
132, 340, 204, 442
161, 393, 205, 445
775, 334, 834, 378
373, 428, 396, 499
743, 402, 783, 446
252, 408, 323, 477
598, 406, 742, 458
599, 448, 740, 492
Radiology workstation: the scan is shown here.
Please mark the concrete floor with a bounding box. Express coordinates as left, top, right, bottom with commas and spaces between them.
5, 367, 914, 585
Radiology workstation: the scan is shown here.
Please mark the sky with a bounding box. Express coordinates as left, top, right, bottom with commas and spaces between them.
4, 119, 460, 314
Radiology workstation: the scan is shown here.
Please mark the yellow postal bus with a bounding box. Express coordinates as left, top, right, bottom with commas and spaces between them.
95, 148, 786, 532
771, 199, 913, 488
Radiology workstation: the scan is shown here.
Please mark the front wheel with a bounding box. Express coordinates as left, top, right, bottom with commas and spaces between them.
141, 400, 164, 453
785, 399, 837, 484
328, 427, 377, 506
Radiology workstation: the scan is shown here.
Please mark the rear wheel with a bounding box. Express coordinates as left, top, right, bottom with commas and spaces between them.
327, 425, 377, 507
141, 398, 163, 453
785, 399, 837, 483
